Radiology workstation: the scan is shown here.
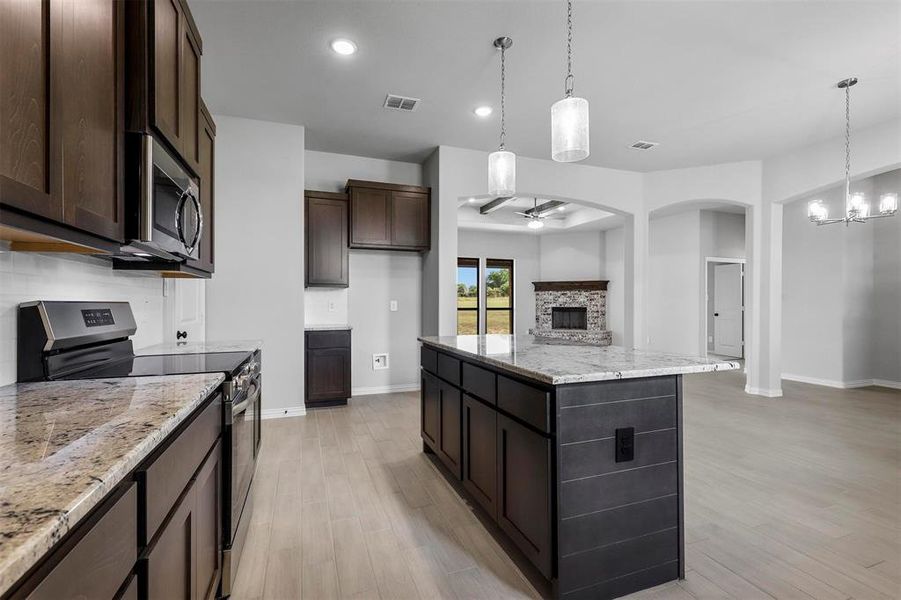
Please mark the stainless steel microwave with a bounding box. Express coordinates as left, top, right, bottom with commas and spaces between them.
126, 135, 202, 260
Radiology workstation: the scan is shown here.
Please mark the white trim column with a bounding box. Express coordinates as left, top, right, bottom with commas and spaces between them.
623, 213, 648, 349
746, 201, 783, 397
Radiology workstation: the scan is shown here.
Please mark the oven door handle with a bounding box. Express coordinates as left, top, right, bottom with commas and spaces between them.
231, 379, 261, 420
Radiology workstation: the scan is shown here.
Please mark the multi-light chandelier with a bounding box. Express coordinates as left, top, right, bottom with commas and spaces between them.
808, 77, 897, 226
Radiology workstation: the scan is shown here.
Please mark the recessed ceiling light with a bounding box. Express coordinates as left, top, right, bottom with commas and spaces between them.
468, 197, 476, 203
557, 206, 566, 211
473, 106, 493, 118
330, 38, 357, 56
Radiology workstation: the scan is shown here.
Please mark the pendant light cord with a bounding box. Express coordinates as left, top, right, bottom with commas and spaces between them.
500, 44, 507, 150
564, 0, 574, 97
844, 83, 851, 210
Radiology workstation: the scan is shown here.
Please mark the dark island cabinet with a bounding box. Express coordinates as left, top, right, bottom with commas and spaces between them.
305, 329, 352, 407
1, 0, 125, 243
347, 180, 430, 251
462, 393, 497, 519
421, 371, 440, 449
437, 380, 462, 478
497, 413, 552, 578
305, 191, 349, 287
420, 344, 685, 600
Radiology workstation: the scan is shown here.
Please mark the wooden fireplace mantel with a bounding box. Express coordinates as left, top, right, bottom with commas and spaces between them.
532, 280, 608, 292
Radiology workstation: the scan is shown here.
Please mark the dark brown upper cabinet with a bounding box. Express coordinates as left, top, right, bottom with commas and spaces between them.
346, 180, 430, 251
192, 101, 215, 273
127, 0, 203, 174
1, 0, 126, 244
305, 191, 348, 287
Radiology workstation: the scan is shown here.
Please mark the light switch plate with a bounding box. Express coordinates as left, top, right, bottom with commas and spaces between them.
389, 300, 398, 312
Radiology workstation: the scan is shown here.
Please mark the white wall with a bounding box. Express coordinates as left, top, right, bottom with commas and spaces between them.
647, 211, 702, 355
206, 115, 305, 413
782, 169, 900, 387
303, 149, 424, 394
457, 230, 540, 335
604, 227, 626, 346
539, 231, 605, 280
0, 251, 166, 386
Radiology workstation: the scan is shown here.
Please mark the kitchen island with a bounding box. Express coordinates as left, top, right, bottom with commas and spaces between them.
418, 335, 739, 600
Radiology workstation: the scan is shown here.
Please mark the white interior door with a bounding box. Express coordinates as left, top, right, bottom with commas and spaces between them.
164, 280, 206, 345
713, 263, 743, 357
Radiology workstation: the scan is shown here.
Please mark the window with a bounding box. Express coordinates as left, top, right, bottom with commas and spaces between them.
485, 259, 513, 334
457, 258, 479, 334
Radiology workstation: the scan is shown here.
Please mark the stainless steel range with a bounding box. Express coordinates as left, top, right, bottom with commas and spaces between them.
16, 300, 260, 598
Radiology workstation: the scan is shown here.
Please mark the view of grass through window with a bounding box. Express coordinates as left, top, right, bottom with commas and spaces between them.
457, 258, 479, 334
486, 259, 513, 334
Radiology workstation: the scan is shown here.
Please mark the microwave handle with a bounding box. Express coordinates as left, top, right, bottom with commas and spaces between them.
175, 191, 202, 255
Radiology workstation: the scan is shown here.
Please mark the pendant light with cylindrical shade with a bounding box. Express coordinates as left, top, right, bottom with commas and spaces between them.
488, 37, 515, 197
551, 0, 589, 162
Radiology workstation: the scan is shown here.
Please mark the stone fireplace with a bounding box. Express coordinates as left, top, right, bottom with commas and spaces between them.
530, 280, 612, 345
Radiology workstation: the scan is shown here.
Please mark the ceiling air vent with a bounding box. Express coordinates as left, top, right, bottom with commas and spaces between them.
383, 94, 420, 112
630, 140, 659, 150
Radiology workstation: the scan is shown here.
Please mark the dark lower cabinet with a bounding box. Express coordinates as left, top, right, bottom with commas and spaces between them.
305, 330, 352, 407
462, 394, 497, 519
25, 484, 137, 600
146, 440, 221, 600
437, 380, 462, 479
421, 371, 440, 450
497, 413, 552, 579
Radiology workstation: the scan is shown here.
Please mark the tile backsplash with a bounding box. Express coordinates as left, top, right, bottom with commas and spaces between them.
0, 248, 167, 386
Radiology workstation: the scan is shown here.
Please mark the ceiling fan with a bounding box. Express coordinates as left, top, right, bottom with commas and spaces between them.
514, 198, 567, 229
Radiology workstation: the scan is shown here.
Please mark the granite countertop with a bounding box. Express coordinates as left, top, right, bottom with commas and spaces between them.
419, 334, 740, 385
0, 374, 225, 595
305, 324, 353, 331
136, 339, 262, 355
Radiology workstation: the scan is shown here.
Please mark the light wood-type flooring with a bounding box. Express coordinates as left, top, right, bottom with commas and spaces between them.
233, 370, 900, 599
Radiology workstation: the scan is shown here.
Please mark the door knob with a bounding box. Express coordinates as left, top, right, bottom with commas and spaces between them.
714, 313, 719, 317
177, 330, 188, 340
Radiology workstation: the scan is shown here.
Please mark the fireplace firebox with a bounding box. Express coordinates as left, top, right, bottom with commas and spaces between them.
552, 307, 588, 330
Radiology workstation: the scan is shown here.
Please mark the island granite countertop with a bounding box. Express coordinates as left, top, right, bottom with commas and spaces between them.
136, 339, 262, 355
0, 373, 225, 596
419, 334, 740, 385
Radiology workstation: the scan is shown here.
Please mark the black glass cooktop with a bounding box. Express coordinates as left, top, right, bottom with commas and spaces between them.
64, 351, 251, 380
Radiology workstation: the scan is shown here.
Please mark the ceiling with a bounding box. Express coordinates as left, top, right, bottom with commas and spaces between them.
190, 1, 901, 172
457, 196, 624, 234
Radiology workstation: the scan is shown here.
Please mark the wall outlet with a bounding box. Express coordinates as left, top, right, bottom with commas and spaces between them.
328, 301, 336, 312
389, 300, 398, 312
708, 335, 713, 343
372, 353, 389, 370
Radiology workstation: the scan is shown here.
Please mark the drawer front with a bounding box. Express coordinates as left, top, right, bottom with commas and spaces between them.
306, 330, 351, 349
497, 375, 550, 433
420, 345, 438, 375
560, 462, 677, 519
437, 353, 461, 386
462, 362, 496, 404
142, 393, 221, 544
28, 485, 137, 600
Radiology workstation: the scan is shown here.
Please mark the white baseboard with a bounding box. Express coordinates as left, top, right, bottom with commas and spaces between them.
260, 406, 307, 420
781, 374, 901, 390
352, 383, 420, 396
744, 385, 783, 397
873, 379, 901, 390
